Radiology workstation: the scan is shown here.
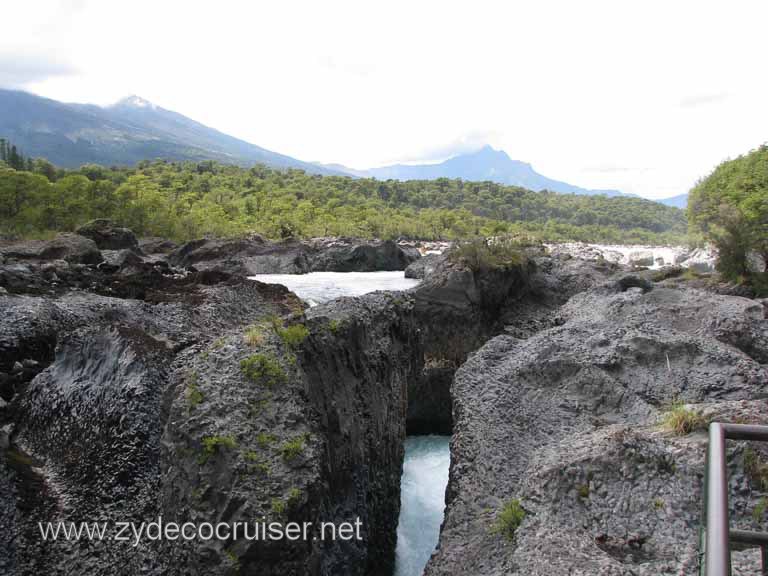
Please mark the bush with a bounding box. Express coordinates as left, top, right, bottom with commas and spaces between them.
271, 498, 286, 515
688, 145, 768, 280
185, 372, 203, 409
661, 403, 708, 436
240, 354, 286, 386
277, 324, 310, 349
199, 435, 237, 464
281, 435, 307, 461
256, 432, 276, 448
491, 499, 526, 540
449, 236, 529, 272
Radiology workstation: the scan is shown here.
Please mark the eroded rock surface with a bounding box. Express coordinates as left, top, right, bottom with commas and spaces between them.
0, 232, 423, 576
426, 282, 768, 576
167, 236, 421, 275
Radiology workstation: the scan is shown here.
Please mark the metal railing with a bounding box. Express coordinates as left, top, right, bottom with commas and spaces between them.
700, 422, 768, 575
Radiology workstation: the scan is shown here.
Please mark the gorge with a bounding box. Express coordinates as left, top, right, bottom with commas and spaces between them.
0, 227, 766, 575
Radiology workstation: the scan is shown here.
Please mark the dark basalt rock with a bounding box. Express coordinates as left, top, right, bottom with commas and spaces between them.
0, 243, 422, 576
404, 253, 444, 279
139, 236, 178, 254
308, 238, 420, 272
168, 236, 421, 275
76, 219, 139, 250
0, 234, 103, 265
426, 282, 768, 576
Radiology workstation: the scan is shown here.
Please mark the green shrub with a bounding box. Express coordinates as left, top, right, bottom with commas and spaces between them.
271, 498, 286, 515
256, 432, 276, 448
287, 487, 302, 506
240, 353, 286, 386
491, 499, 526, 541
661, 403, 708, 436
248, 398, 270, 418
577, 484, 590, 499
244, 451, 270, 475
277, 324, 310, 349
199, 435, 237, 464
186, 372, 203, 409
449, 236, 528, 272
281, 435, 306, 461
328, 319, 341, 334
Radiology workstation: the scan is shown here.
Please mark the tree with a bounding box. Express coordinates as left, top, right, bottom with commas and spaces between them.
688, 144, 768, 279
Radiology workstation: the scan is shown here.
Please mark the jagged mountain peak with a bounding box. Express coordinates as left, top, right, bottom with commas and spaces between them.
112, 95, 157, 110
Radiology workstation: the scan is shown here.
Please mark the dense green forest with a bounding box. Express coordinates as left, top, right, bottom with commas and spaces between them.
688, 144, 768, 281
0, 144, 688, 244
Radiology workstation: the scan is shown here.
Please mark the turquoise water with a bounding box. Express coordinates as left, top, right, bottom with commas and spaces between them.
394, 436, 451, 576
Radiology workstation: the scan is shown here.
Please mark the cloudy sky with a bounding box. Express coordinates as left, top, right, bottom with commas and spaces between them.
2, 0, 767, 199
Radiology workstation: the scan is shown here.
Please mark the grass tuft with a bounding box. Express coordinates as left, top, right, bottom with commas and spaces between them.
661, 402, 708, 436
491, 499, 526, 541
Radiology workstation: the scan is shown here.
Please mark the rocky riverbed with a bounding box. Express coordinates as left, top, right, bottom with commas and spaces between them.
1, 223, 766, 575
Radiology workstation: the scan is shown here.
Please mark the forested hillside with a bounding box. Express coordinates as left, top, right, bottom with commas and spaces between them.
0, 154, 687, 244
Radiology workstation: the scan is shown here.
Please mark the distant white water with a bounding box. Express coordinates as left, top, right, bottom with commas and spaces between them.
394, 436, 451, 576
248, 271, 420, 306
545, 242, 717, 271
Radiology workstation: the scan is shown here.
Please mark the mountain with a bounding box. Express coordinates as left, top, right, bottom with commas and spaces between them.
0, 89, 342, 174
657, 193, 688, 209
327, 146, 632, 197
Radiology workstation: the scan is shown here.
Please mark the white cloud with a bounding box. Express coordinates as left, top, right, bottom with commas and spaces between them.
2, 0, 767, 199
0, 52, 76, 88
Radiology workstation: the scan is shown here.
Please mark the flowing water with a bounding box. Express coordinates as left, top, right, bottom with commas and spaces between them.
394, 436, 451, 576
249, 271, 420, 306
249, 271, 450, 576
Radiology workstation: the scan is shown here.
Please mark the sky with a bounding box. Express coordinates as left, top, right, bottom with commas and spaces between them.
2, 0, 767, 199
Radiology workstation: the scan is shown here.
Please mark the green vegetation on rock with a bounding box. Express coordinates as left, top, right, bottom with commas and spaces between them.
660, 403, 708, 436
281, 435, 307, 461
277, 324, 309, 349
491, 499, 526, 541
256, 432, 276, 448
449, 236, 530, 271
199, 435, 237, 464
240, 353, 286, 386
185, 371, 203, 409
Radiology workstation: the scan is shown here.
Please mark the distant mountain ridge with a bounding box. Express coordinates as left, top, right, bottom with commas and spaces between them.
322, 145, 633, 198
656, 193, 688, 209
0, 89, 342, 174
2, 89, 685, 206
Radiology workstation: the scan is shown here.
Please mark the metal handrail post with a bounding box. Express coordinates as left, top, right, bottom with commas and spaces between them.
706, 422, 731, 576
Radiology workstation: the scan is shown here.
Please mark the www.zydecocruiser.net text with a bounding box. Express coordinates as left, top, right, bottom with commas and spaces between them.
38, 517, 364, 547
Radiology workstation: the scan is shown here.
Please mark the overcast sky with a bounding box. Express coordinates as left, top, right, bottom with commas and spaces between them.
2, 0, 767, 199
